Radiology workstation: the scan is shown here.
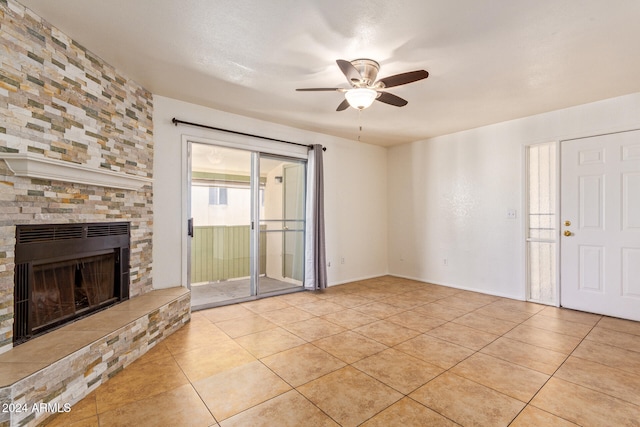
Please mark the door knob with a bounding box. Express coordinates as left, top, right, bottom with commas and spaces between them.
564, 230, 572, 237
564, 220, 571, 226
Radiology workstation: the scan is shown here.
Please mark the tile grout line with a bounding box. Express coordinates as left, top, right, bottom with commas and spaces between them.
315, 292, 532, 424
170, 336, 220, 426
538, 315, 640, 410
512, 312, 605, 426
67, 278, 640, 426
222, 290, 440, 426
197, 289, 586, 425
401, 300, 585, 426
315, 296, 499, 425
255, 354, 342, 426
208, 287, 629, 425
410, 304, 525, 426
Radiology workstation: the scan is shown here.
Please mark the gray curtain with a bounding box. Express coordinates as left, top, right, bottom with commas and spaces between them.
304, 144, 327, 289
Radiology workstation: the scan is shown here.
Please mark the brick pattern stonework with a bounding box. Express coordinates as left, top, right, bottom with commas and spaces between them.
0, 0, 154, 354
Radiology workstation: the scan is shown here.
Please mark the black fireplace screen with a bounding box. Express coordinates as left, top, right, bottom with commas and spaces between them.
31, 253, 116, 331
14, 222, 130, 345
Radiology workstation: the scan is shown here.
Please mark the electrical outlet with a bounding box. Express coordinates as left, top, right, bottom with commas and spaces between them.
340, 257, 345, 264
507, 209, 517, 219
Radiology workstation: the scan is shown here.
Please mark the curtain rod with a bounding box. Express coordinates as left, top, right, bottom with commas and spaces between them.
171, 118, 326, 151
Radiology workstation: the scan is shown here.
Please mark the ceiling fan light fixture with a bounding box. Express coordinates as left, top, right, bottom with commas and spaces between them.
345, 88, 377, 110
296, 59, 428, 111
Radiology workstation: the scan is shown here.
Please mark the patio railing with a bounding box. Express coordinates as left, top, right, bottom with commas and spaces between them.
191, 225, 266, 283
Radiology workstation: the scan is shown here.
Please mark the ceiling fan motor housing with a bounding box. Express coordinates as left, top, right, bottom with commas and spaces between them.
350, 59, 380, 87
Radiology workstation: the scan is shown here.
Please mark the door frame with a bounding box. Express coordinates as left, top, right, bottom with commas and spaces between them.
281, 161, 307, 281
524, 127, 640, 308
181, 133, 308, 305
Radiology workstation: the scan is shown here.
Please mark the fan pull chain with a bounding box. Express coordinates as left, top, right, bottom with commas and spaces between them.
358, 109, 363, 142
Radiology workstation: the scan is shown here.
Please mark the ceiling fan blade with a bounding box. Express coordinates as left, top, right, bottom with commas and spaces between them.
376, 92, 408, 107
377, 70, 429, 88
336, 99, 350, 111
296, 88, 342, 91
336, 59, 362, 84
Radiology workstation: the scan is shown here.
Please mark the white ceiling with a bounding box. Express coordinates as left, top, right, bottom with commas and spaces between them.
20, 0, 640, 147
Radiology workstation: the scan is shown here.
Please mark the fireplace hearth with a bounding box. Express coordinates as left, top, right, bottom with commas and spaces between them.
13, 222, 130, 345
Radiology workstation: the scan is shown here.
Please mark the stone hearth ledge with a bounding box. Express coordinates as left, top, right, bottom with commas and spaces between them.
0, 287, 190, 427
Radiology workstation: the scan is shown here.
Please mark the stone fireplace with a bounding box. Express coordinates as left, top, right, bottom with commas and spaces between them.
0, 0, 156, 354
0, 150, 155, 354
13, 222, 131, 345
0, 3, 191, 425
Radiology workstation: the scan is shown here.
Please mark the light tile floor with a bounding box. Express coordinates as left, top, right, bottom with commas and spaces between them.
45, 276, 640, 426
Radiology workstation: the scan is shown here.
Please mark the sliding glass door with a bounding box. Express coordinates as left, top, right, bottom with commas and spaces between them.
188, 142, 305, 309
258, 155, 306, 295
189, 144, 253, 308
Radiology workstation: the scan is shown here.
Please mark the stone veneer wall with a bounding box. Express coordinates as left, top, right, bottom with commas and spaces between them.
0, 0, 154, 354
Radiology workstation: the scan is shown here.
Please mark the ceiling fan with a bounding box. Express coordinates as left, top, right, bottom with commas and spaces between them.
296, 59, 429, 111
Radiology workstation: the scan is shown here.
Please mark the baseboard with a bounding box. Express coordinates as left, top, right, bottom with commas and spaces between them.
328, 272, 390, 287
387, 273, 525, 301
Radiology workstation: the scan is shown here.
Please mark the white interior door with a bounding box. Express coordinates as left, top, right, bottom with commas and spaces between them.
560, 130, 640, 321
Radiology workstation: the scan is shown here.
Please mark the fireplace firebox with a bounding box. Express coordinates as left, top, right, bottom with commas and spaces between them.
13, 222, 130, 345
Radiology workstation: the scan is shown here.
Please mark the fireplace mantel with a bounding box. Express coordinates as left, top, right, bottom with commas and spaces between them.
0, 152, 152, 190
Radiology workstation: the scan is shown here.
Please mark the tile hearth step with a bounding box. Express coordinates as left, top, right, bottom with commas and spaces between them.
0, 287, 190, 427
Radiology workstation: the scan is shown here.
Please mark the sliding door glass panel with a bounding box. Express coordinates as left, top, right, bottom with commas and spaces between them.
190, 143, 253, 308
258, 155, 306, 295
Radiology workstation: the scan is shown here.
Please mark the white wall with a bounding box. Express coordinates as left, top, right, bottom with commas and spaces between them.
152, 95, 388, 289
388, 92, 640, 300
